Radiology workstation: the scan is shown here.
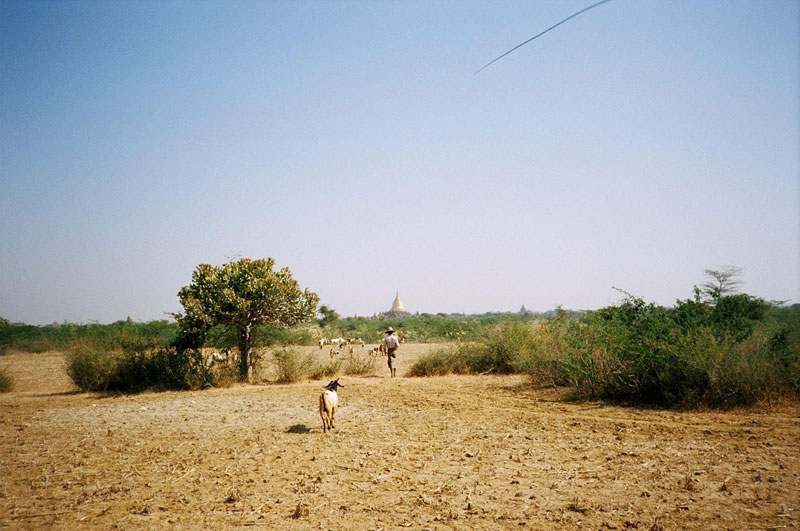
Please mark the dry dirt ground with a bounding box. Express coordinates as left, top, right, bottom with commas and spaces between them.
1, 345, 798, 530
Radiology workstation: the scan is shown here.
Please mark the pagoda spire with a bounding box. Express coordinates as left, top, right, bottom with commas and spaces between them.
392, 291, 407, 312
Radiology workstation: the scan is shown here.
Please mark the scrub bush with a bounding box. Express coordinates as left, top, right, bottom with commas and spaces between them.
272, 348, 316, 384
407, 346, 467, 376
342, 350, 377, 376
66, 344, 218, 392
0, 366, 14, 392
309, 358, 341, 380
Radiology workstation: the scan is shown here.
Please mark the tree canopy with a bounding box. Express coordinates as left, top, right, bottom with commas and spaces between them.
317, 305, 340, 328
173, 258, 319, 381
701, 266, 743, 303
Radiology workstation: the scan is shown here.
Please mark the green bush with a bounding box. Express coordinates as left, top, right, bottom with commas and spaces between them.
0, 366, 14, 392
318, 311, 555, 345
552, 295, 798, 407
66, 346, 120, 392
513, 317, 578, 388
405, 294, 798, 409
10, 338, 52, 354
66, 345, 216, 392
408, 322, 543, 378
407, 346, 456, 377
556, 296, 713, 405
573, 297, 691, 404
468, 322, 541, 374
0, 318, 177, 355
406, 345, 469, 376
674, 292, 769, 343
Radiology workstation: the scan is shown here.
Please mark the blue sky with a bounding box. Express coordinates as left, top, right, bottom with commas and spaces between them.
1, 0, 798, 324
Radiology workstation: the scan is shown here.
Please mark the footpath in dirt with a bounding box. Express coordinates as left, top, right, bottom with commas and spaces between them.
1, 348, 798, 530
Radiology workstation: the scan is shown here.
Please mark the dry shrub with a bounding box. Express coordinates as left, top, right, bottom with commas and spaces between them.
407, 346, 470, 377
693, 331, 790, 407
0, 366, 14, 392
270, 348, 342, 383
409, 323, 547, 377
343, 351, 377, 376
309, 358, 341, 380
272, 347, 315, 384
210, 360, 239, 387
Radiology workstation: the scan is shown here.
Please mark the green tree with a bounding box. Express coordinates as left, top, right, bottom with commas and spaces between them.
173, 258, 319, 382
701, 266, 743, 303
317, 305, 340, 328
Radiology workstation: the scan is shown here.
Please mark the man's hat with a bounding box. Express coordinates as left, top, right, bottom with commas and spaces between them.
385, 327, 395, 333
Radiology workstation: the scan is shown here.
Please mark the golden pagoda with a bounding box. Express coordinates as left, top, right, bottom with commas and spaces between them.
387, 291, 411, 317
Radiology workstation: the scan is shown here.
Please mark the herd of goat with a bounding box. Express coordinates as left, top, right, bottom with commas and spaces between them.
208, 336, 397, 364
320, 337, 388, 359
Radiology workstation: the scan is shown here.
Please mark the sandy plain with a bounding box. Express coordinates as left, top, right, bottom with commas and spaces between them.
1, 345, 798, 530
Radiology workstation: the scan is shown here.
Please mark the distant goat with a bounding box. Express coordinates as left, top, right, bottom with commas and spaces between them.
329, 348, 340, 359
319, 379, 344, 433
210, 348, 231, 363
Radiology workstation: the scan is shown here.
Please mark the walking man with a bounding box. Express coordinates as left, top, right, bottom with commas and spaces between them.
383, 327, 400, 378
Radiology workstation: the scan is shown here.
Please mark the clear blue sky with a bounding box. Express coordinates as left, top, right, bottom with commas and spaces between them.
1, 0, 798, 324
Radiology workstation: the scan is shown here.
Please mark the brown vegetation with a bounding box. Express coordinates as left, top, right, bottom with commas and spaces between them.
1, 346, 798, 529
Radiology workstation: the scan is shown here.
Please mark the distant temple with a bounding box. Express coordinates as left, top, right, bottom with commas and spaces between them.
385, 291, 412, 318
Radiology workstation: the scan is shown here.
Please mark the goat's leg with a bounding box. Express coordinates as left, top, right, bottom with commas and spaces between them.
320, 396, 327, 433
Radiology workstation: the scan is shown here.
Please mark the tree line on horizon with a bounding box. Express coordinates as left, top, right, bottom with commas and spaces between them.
1, 260, 797, 407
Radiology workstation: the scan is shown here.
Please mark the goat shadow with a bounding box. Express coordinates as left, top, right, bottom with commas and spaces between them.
286, 424, 312, 434
31, 390, 83, 398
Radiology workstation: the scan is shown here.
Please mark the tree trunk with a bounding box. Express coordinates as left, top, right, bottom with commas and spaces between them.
238, 324, 253, 382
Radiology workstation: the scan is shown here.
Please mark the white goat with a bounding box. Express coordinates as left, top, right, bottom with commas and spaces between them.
210, 349, 231, 363
319, 379, 344, 433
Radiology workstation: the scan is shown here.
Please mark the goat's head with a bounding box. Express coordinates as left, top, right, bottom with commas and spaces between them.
324, 378, 344, 391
